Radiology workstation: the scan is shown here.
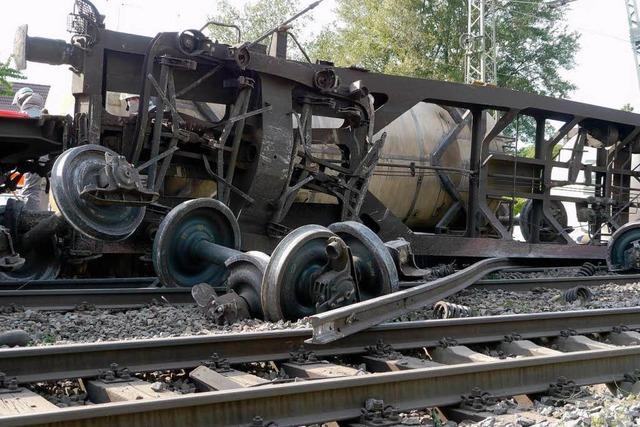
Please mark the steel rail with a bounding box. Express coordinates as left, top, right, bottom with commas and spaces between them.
472, 273, 640, 291
4, 346, 640, 427
308, 257, 523, 344
0, 277, 157, 290
2, 307, 639, 383
0, 288, 193, 310
0, 272, 637, 310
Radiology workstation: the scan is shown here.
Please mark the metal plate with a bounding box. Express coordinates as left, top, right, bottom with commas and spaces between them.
328, 221, 399, 298
261, 224, 337, 321
153, 198, 240, 287
50, 145, 145, 241
607, 222, 640, 272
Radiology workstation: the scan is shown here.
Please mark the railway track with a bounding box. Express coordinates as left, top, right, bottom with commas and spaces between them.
1, 271, 637, 311
1, 308, 640, 426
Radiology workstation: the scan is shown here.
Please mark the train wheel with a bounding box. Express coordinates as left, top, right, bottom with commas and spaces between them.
261, 222, 399, 322
607, 222, 640, 272
153, 198, 241, 287
261, 224, 339, 321
225, 251, 269, 319
327, 221, 399, 298
51, 145, 145, 241
0, 243, 60, 281
520, 200, 568, 243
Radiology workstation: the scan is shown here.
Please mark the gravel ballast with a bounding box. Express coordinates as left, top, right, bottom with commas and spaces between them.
1, 280, 639, 426
0, 281, 638, 345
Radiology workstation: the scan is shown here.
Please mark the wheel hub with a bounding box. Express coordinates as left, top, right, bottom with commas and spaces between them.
51, 145, 146, 241
607, 222, 640, 272
153, 198, 240, 287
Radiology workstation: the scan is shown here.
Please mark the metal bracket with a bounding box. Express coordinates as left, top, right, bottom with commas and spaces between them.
0, 226, 24, 272
560, 329, 578, 338
460, 387, 497, 412
202, 353, 232, 373
503, 333, 522, 343
192, 283, 251, 325
74, 301, 96, 311
547, 376, 584, 399
81, 152, 158, 206
384, 239, 430, 280
365, 339, 402, 360
438, 337, 459, 348
250, 416, 279, 427
0, 372, 20, 394
612, 325, 630, 334
354, 398, 402, 427
621, 369, 640, 385
288, 346, 325, 366
98, 363, 131, 383
624, 240, 640, 270
312, 236, 358, 313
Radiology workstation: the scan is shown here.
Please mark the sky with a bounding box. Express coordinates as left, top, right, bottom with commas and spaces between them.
0, 0, 637, 114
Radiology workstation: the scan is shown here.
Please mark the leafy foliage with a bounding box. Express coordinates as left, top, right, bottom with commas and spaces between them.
0, 60, 25, 96
214, 0, 579, 146
206, 0, 310, 53
312, 0, 579, 144
312, 0, 579, 98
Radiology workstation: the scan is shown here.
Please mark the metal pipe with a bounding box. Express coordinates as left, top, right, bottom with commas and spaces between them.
377, 162, 472, 174
14, 26, 81, 70
248, 0, 324, 47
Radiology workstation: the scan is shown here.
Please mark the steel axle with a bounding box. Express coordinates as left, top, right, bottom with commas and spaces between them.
192, 239, 241, 266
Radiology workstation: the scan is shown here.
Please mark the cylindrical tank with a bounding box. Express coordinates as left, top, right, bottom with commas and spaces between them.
368, 103, 469, 228
304, 102, 497, 229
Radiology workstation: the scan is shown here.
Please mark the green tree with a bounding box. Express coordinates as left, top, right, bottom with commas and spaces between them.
0, 60, 24, 96
206, 0, 309, 49
312, 0, 579, 98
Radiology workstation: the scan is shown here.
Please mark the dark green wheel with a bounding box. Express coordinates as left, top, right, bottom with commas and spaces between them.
153, 198, 240, 287
261, 224, 339, 321
0, 244, 60, 281
607, 222, 640, 272
520, 200, 568, 243
328, 221, 399, 298
225, 251, 269, 319
51, 144, 145, 241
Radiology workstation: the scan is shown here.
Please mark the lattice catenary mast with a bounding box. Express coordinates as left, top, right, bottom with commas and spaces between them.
463, 0, 497, 85
625, 0, 640, 89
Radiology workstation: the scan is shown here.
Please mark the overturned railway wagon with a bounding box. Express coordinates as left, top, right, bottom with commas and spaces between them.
2, 0, 640, 321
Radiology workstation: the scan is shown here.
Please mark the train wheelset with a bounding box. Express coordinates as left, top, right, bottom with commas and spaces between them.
151, 198, 399, 321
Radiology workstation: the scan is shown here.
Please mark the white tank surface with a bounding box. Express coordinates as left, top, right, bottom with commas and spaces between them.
305, 102, 498, 229
369, 102, 469, 228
